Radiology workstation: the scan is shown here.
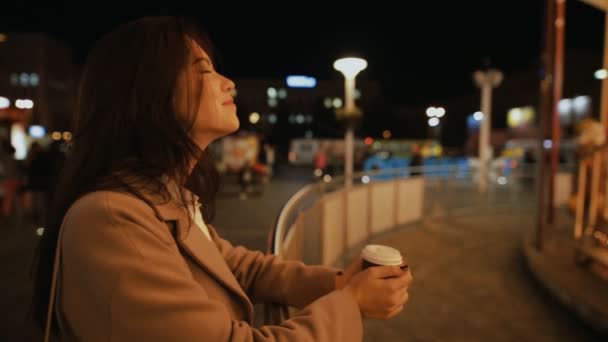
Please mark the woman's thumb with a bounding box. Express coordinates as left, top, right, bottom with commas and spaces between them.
369, 265, 402, 279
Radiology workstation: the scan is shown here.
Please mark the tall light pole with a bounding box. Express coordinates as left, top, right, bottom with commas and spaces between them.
473, 69, 503, 192
334, 57, 367, 188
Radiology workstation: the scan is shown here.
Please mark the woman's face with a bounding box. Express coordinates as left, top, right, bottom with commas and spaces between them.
175, 39, 239, 149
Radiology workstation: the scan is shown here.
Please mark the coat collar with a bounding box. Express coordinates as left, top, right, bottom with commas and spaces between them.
146, 186, 254, 323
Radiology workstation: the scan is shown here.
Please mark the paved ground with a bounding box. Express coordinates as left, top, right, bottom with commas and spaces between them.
0, 215, 41, 341
213, 165, 311, 252
349, 207, 605, 341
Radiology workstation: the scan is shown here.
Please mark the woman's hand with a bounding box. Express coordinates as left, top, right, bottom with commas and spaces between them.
335, 257, 363, 290
342, 265, 413, 320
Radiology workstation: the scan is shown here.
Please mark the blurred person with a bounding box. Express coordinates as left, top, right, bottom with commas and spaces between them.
410, 144, 423, 176
32, 17, 412, 342
24, 142, 49, 222
238, 162, 254, 199
263, 142, 275, 176
1, 139, 18, 217
314, 143, 328, 178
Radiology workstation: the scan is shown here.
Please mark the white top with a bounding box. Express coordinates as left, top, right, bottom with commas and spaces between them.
164, 177, 212, 240
191, 198, 211, 240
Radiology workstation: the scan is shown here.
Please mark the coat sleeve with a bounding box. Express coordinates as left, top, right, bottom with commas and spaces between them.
61, 193, 363, 342
210, 226, 341, 308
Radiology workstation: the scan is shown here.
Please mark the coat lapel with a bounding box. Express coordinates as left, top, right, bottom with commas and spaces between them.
152, 199, 254, 322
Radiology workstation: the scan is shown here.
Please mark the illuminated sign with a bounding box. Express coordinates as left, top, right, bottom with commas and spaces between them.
507, 106, 535, 128
28, 125, 46, 138
286, 75, 317, 88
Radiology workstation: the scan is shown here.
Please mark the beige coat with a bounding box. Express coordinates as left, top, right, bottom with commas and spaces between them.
54, 190, 362, 341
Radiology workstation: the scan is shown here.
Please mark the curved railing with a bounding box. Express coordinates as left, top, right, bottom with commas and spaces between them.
268, 163, 536, 254
264, 161, 543, 323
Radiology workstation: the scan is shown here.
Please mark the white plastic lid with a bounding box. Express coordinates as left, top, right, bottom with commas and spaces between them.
361, 244, 403, 266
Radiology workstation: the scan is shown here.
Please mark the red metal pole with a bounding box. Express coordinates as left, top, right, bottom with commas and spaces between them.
548, 0, 566, 224
536, 0, 557, 250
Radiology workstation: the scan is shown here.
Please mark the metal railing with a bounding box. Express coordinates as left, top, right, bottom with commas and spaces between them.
268, 162, 539, 257
263, 161, 540, 324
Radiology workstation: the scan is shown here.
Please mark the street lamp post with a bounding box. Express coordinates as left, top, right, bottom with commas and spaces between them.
473, 69, 503, 192
426, 106, 446, 143
334, 57, 367, 188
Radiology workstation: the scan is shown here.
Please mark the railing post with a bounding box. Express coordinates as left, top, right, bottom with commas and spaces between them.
587, 152, 602, 234
604, 150, 608, 221
575, 161, 588, 239
367, 175, 373, 240
394, 170, 400, 227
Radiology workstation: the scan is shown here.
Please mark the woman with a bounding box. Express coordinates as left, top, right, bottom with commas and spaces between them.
32, 17, 412, 341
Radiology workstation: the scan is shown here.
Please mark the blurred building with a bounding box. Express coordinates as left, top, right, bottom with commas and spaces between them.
233, 77, 382, 150
0, 33, 76, 142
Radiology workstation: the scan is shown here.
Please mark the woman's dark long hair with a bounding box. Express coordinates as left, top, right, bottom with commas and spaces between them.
31, 16, 221, 333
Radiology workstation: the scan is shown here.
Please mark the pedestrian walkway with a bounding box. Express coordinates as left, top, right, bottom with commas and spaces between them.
340, 205, 604, 341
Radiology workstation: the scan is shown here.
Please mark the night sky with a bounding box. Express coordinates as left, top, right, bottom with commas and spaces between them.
0, 1, 604, 107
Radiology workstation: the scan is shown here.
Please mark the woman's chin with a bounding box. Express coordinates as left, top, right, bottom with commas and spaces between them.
228, 117, 240, 134
218, 119, 240, 138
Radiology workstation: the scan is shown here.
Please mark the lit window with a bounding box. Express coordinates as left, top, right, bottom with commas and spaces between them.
29, 73, 40, 86
0, 96, 9, 109
10, 122, 27, 160
278, 88, 287, 99
595, 69, 608, 80
267, 87, 277, 98
332, 98, 343, 108
249, 112, 260, 124
268, 98, 278, 107
19, 73, 29, 86
286, 75, 317, 88
28, 125, 46, 138
573, 96, 591, 115
558, 99, 572, 115
268, 114, 278, 124
323, 98, 332, 109
16, 99, 34, 109
10, 73, 18, 86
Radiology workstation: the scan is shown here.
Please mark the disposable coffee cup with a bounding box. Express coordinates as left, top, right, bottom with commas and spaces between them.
361, 244, 405, 270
